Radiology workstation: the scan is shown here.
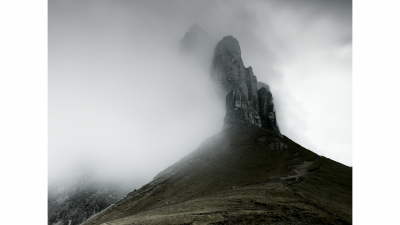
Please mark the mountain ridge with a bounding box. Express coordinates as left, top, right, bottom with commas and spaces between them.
81, 122, 352, 225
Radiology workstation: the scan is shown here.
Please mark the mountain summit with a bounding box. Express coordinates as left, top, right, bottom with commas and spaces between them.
211, 36, 280, 134
180, 23, 209, 54
80, 35, 352, 225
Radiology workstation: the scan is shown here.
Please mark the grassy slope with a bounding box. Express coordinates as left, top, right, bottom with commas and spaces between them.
82, 124, 352, 225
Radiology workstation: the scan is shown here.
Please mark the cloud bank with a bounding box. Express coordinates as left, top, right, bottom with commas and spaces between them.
49, 0, 352, 186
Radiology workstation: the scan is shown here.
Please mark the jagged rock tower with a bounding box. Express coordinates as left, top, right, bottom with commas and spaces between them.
210, 35, 280, 134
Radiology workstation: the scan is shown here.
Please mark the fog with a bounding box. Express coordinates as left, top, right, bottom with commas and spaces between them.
49, 0, 352, 188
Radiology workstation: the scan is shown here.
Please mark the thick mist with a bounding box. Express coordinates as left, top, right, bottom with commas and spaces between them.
49, 0, 352, 188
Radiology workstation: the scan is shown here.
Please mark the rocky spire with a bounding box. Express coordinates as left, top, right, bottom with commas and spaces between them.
211, 35, 280, 134
210, 35, 248, 99
180, 23, 209, 54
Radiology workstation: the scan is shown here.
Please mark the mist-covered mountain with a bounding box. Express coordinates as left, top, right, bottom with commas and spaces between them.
48, 175, 138, 225
180, 23, 209, 54
82, 125, 352, 225
48, 24, 214, 225
77, 26, 352, 225
211, 35, 280, 134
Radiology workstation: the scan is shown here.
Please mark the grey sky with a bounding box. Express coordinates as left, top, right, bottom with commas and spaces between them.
49, 0, 352, 186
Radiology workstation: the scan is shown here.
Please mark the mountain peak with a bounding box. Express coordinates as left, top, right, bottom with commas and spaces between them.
211, 36, 280, 134
188, 23, 202, 31
180, 23, 208, 54
222, 35, 238, 42
213, 35, 241, 59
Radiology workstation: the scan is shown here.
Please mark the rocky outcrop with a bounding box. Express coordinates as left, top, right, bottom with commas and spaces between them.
258, 87, 280, 133
257, 81, 270, 92
211, 35, 248, 99
224, 88, 261, 128
211, 35, 280, 134
245, 66, 260, 113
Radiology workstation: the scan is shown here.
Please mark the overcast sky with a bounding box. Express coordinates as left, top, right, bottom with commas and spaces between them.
49, 0, 352, 186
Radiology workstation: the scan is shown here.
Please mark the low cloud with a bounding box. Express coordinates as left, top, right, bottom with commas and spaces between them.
49, 0, 352, 187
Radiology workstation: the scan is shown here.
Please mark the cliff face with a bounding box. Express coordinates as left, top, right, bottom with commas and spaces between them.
224, 87, 262, 128
258, 87, 280, 133
211, 35, 248, 99
211, 35, 280, 134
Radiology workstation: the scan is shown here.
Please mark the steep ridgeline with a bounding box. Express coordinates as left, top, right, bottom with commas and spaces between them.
81, 125, 352, 225
211, 35, 280, 134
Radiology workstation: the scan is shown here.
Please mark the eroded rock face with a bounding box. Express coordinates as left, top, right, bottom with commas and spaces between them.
245, 66, 260, 113
258, 87, 280, 134
223, 88, 261, 129
211, 35, 249, 100
212, 36, 280, 134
